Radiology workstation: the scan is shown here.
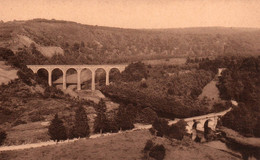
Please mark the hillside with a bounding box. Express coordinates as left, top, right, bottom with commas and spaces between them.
0, 61, 18, 85
0, 19, 260, 64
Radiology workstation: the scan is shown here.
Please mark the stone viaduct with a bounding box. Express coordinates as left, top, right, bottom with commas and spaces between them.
168, 108, 232, 134
27, 65, 127, 91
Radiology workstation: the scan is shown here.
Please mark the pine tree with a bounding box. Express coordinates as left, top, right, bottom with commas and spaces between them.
116, 104, 134, 131
72, 106, 90, 138
48, 114, 67, 142
94, 99, 108, 134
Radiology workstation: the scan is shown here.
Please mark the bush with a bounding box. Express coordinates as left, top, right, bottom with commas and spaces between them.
168, 120, 187, 140
0, 129, 7, 146
0, 48, 14, 60
152, 118, 169, 137
72, 106, 90, 138
143, 139, 154, 152
121, 62, 148, 82
140, 107, 158, 124
48, 114, 67, 142
149, 144, 166, 160
44, 86, 64, 98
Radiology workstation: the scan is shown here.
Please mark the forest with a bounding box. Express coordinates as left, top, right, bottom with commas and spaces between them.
101, 61, 218, 118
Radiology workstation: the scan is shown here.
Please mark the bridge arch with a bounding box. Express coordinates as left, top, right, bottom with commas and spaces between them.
52, 68, 63, 87
109, 68, 121, 83
95, 68, 107, 90
80, 68, 92, 90
27, 64, 127, 91
36, 68, 49, 85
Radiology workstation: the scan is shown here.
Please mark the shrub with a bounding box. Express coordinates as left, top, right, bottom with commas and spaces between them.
48, 114, 67, 142
121, 62, 148, 82
168, 120, 187, 140
44, 86, 64, 98
149, 144, 166, 160
0, 129, 7, 146
0, 48, 14, 60
152, 118, 169, 137
143, 139, 154, 152
140, 107, 158, 124
72, 106, 90, 138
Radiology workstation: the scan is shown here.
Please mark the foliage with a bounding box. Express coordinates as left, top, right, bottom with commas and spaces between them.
102, 65, 214, 118
168, 120, 187, 140
254, 117, 260, 137
43, 86, 64, 98
216, 56, 260, 137
139, 107, 158, 124
149, 144, 166, 160
72, 106, 90, 138
211, 102, 231, 113
0, 129, 7, 146
152, 118, 169, 137
0, 47, 15, 60
143, 139, 155, 152
48, 114, 67, 142
116, 104, 135, 131
120, 62, 148, 82
94, 99, 109, 133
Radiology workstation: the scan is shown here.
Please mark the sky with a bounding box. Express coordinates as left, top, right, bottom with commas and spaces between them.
0, 0, 260, 29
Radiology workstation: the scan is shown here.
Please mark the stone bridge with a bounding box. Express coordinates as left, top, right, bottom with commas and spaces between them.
168, 108, 232, 134
27, 64, 127, 90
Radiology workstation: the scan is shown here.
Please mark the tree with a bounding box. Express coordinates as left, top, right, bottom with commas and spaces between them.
116, 104, 134, 131
94, 99, 109, 133
168, 119, 187, 140
152, 118, 169, 137
0, 129, 7, 146
72, 106, 90, 138
149, 144, 166, 160
48, 114, 67, 142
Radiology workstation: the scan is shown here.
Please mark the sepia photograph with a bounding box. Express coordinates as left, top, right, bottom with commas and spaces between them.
0, 0, 260, 159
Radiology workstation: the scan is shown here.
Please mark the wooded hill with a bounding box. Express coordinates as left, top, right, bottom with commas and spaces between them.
0, 19, 260, 64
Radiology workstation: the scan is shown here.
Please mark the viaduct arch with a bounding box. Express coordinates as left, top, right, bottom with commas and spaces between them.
27, 65, 127, 91
168, 108, 232, 134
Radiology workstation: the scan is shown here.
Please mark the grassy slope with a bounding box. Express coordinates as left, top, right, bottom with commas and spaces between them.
0, 61, 18, 84
0, 130, 239, 160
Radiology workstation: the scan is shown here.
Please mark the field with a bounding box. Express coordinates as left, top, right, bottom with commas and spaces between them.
0, 130, 240, 160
